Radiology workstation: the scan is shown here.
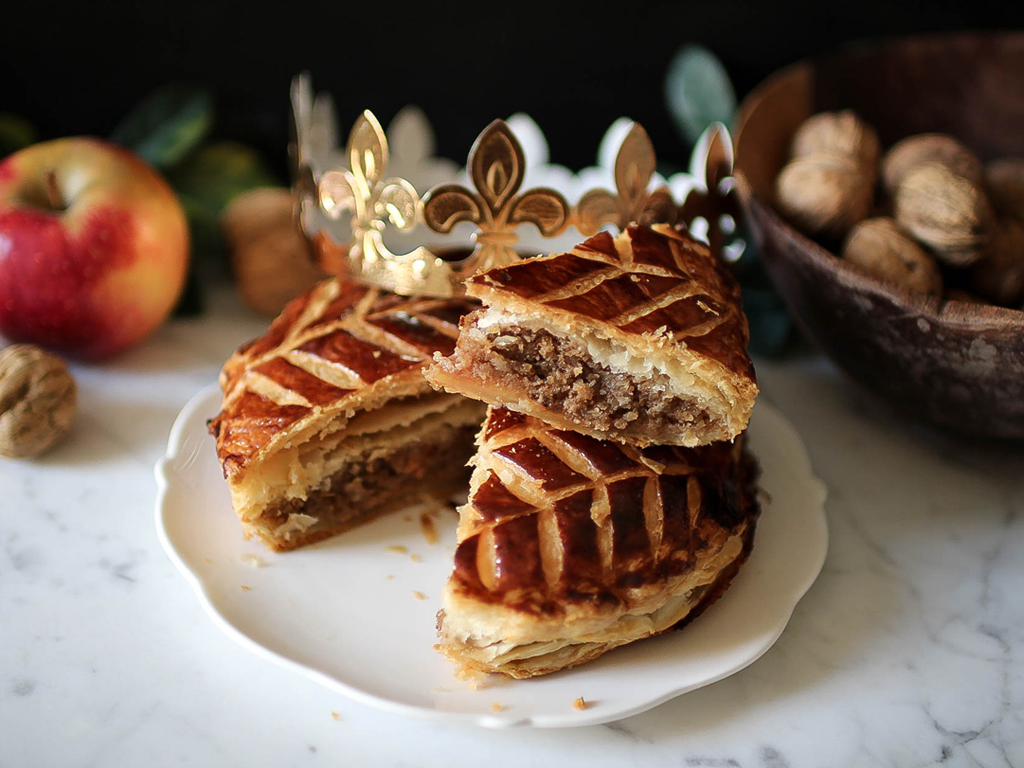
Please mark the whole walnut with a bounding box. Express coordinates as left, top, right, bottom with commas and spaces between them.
881, 134, 984, 197
842, 217, 942, 296
969, 218, 1024, 306
776, 111, 878, 239
985, 158, 1024, 223
944, 288, 987, 305
894, 162, 994, 266
776, 154, 874, 239
0, 345, 77, 459
791, 110, 881, 175
222, 188, 327, 317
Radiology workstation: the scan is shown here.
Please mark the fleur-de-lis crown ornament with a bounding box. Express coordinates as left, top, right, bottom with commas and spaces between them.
290, 75, 740, 298
677, 123, 740, 261
421, 121, 570, 274
316, 111, 452, 296
575, 123, 677, 235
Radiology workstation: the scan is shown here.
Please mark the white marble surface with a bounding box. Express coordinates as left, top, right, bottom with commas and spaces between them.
2, 286, 1023, 767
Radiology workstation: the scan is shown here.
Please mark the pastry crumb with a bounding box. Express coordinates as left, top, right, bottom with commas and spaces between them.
410, 554, 422, 562
412, 590, 427, 600
420, 512, 439, 545
386, 574, 394, 580
456, 667, 487, 684
240, 585, 251, 591
372, 350, 381, 358
573, 697, 589, 710
432, 685, 451, 693
491, 703, 506, 712
455, 667, 489, 687
240, 554, 268, 568
386, 545, 408, 554
331, 711, 340, 721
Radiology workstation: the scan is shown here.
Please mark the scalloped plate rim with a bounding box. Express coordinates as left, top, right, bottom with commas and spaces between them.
155, 383, 827, 728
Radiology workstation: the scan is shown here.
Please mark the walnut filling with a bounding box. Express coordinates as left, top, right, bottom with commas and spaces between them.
251, 423, 478, 550
470, 326, 713, 439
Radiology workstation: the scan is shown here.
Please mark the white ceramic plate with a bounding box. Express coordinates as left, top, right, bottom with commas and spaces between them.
155, 385, 827, 728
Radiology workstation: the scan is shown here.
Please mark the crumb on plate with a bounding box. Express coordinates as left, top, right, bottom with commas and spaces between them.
420, 512, 439, 545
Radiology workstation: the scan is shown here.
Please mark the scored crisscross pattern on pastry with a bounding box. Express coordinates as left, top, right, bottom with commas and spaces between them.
469, 224, 755, 382
450, 406, 758, 616
209, 278, 478, 477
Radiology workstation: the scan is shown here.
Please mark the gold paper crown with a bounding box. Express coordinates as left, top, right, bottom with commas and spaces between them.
291, 74, 738, 298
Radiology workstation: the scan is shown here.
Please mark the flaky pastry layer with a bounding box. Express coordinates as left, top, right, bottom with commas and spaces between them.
439, 529, 749, 678
426, 224, 758, 448
434, 406, 760, 679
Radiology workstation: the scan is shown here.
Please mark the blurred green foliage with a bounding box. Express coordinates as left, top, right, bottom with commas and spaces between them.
664, 46, 737, 148
110, 84, 213, 169
110, 85, 280, 315
0, 113, 38, 159
665, 46, 793, 357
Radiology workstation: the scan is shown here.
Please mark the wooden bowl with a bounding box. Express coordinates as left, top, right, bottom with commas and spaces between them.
734, 32, 1024, 440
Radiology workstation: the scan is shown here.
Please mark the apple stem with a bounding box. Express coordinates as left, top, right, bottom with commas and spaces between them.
44, 170, 64, 211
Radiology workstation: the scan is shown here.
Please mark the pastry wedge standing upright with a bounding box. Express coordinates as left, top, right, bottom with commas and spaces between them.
208, 278, 486, 551
426, 223, 758, 448
437, 406, 759, 679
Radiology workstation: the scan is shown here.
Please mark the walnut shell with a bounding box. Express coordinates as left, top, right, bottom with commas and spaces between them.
881, 134, 984, 197
222, 188, 326, 317
0, 345, 77, 459
943, 288, 987, 305
985, 158, 1024, 223
791, 110, 881, 175
969, 218, 1024, 306
893, 162, 994, 266
842, 217, 942, 296
775, 154, 874, 239
222, 187, 297, 246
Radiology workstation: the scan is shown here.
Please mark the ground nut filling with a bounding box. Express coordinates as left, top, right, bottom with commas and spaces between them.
470, 325, 712, 438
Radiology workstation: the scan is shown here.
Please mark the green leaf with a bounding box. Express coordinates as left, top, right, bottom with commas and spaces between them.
110, 83, 213, 168
169, 142, 280, 275
664, 45, 737, 146
178, 192, 226, 269
168, 141, 279, 218
743, 287, 793, 357
172, 262, 205, 317
0, 113, 38, 158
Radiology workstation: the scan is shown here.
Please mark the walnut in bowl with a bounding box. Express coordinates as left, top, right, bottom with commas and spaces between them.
734, 32, 1024, 439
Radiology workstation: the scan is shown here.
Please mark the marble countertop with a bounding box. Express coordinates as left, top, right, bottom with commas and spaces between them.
3, 287, 1022, 767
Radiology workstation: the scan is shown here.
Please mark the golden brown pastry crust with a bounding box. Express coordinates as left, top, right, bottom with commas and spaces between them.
438, 406, 760, 678
208, 278, 485, 550
426, 224, 758, 447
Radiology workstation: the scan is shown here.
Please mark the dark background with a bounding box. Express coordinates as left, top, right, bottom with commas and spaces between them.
3, 1, 1022, 173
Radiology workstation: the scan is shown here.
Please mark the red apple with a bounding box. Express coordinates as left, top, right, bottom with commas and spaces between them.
0, 138, 188, 359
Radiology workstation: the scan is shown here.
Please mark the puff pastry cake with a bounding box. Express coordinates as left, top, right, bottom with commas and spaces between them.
208, 278, 486, 551
438, 406, 759, 678
426, 224, 758, 448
